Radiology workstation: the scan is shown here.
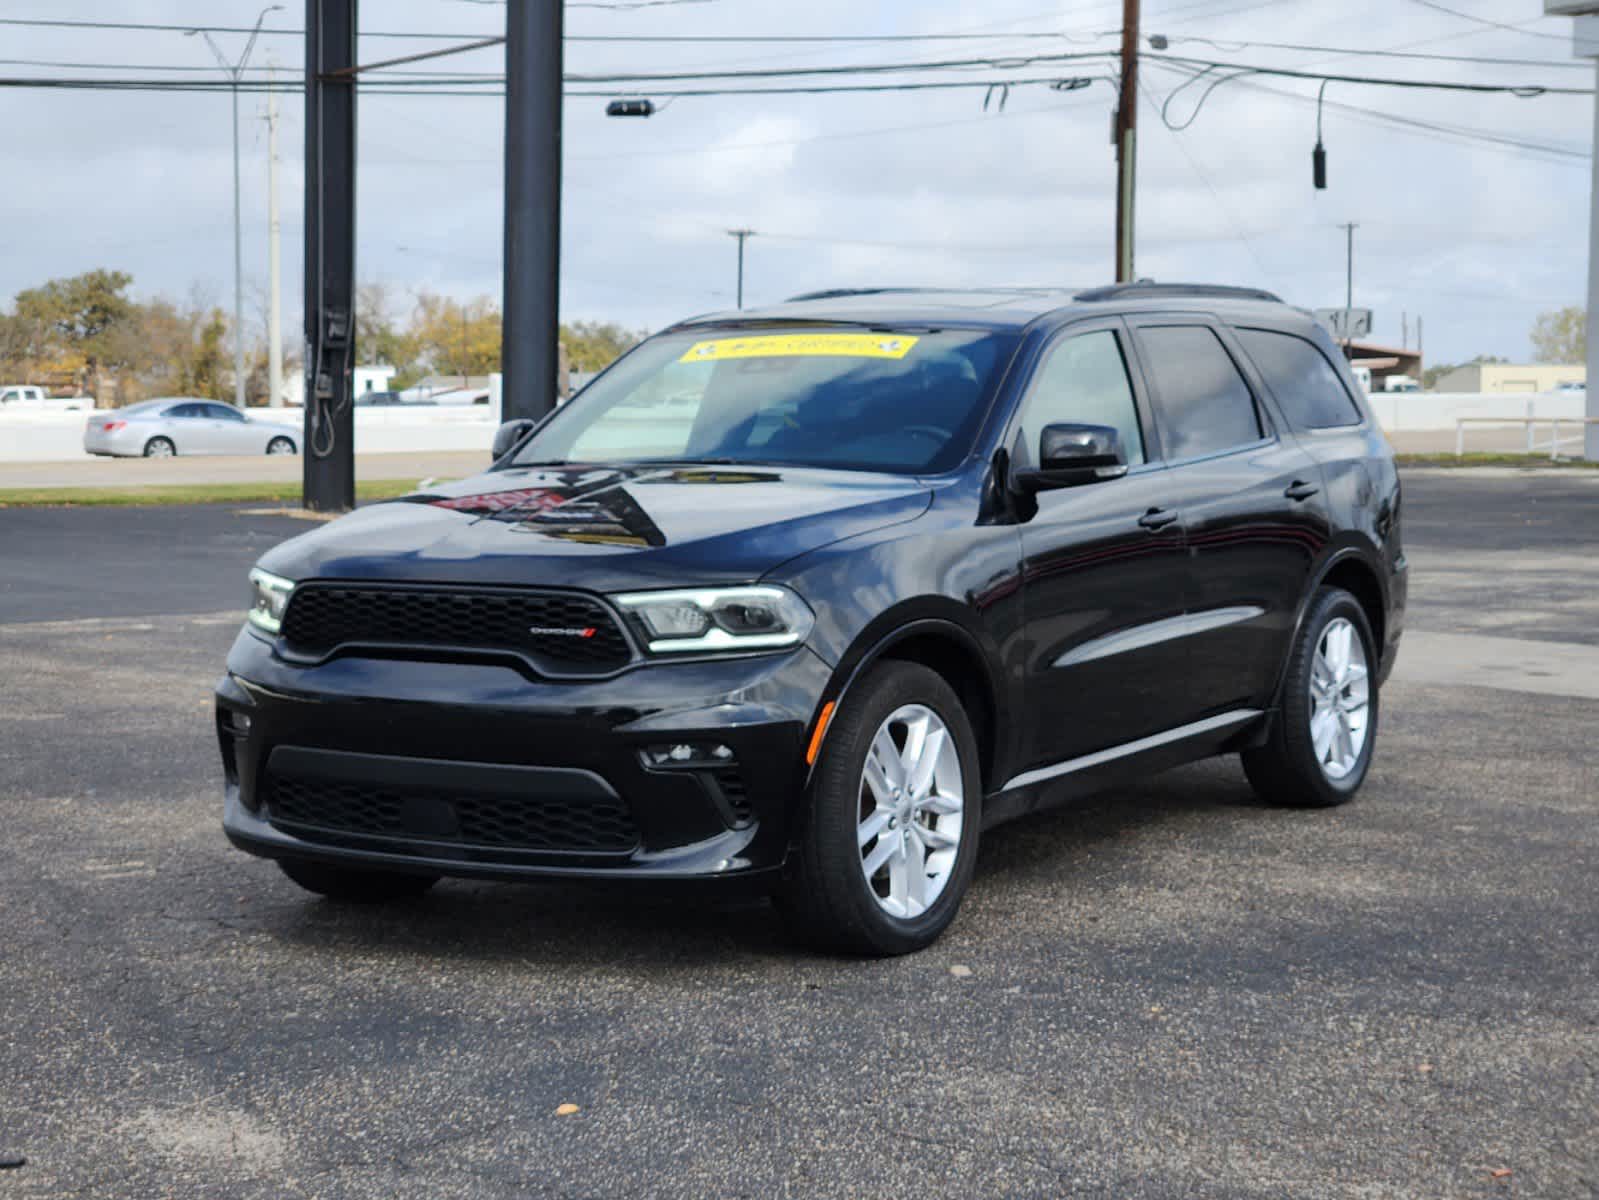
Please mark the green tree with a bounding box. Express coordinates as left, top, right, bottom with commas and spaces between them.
181, 309, 231, 399
12, 269, 136, 388
408, 291, 502, 379
1530, 306, 1585, 364
560, 320, 646, 372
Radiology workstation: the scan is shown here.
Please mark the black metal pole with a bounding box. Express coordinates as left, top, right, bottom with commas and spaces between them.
502, 0, 563, 422
302, 0, 357, 512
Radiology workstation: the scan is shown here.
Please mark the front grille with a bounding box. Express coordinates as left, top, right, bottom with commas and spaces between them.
264, 771, 640, 854
279, 584, 632, 674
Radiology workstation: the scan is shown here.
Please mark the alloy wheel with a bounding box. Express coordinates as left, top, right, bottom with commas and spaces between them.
856, 703, 965, 918
1309, 617, 1369, 780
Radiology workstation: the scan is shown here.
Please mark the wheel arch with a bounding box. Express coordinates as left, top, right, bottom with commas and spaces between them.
1272, 545, 1388, 710
807, 611, 1007, 795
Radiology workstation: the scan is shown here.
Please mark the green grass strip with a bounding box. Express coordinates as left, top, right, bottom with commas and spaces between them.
0, 478, 424, 507
1396, 452, 1599, 469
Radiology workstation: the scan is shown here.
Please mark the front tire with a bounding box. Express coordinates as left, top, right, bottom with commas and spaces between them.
1243, 587, 1378, 808
777, 661, 981, 956
277, 858, 439, 903
266, 436, 296, 455
143, 436, 175, 458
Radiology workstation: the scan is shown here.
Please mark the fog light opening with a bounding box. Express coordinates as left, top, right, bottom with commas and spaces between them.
642, 742, 736, 770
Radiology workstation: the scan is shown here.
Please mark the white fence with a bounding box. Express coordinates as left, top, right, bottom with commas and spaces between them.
0, 387, 1588, 464
0, 404, 500, 463
1366, 390, 1585, 432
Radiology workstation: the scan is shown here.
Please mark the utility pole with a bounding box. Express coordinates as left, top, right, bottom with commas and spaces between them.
502, 0, 564, 423
1401, 311, 1408, 351
728, 229, 756, 308
1114, 0, 1140, 282
1341, 221, 1358, 359
266, 62, 284, 409
188, 5, 281, 408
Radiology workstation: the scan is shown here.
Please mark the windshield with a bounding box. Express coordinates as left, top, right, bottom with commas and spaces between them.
511, 326, 1015, 474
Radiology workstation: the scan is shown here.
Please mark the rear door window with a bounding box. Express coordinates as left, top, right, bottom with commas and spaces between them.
1235, 328, 1364, 430
1135, 325, 1264, 460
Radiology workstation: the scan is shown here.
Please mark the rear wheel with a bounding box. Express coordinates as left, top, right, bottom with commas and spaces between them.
143, 436, 175, 458
277, 858, 439, 902
777, 661, 981, 956
265, 436, 297, 455
1243, 587, 1378, 808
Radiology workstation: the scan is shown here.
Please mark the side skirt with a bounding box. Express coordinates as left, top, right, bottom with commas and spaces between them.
981, 709, 1264, 831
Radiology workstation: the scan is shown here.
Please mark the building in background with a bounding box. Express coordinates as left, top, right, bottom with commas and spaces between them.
280, 365, 396, 406
1431, 363, 1586, 393
1345, 341, 1423, 391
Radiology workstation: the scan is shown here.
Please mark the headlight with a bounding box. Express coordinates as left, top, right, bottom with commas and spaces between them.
611, 585, 814, 655
247, 567, 295, 634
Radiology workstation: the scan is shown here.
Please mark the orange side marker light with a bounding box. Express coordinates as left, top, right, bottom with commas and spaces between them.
806, 701, 837, 765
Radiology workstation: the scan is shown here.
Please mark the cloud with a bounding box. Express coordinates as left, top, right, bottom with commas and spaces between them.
0, 0, 1588, 362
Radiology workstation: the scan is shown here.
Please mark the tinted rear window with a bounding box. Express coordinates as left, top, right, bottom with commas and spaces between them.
1236, 328, 1363, 430
1136, 325, 1262, 460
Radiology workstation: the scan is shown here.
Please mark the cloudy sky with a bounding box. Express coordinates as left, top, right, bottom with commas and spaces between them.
0, 0, 1591, 366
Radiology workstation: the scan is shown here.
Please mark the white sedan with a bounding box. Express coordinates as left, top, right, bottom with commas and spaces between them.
84, 399, 300, 457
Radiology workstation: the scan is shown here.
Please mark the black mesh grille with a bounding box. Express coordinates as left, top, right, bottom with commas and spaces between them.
264, 771, 640, 854
279, 584, 632, 673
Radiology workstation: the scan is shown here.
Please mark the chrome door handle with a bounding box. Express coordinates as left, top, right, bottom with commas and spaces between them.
1284, 480, 1320, 502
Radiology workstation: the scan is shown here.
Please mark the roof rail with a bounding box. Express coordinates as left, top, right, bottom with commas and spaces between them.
1074, 281, 1283, 303
784, 287, 938, 302
783, 285, 1082, 304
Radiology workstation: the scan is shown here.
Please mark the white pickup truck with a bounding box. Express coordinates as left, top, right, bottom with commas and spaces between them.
0, 385, 93, 411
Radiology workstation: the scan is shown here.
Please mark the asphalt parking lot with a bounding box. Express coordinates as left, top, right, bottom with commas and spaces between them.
2, 470, 1596, 1199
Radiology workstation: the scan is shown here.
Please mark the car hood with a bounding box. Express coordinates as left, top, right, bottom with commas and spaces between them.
257, 463, 933, 592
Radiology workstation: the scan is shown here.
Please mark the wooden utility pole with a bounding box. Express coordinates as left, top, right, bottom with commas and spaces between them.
1115, 0, 1140, 282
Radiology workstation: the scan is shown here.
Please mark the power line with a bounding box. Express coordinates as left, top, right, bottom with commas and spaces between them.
1152, 35, 1588, 71
1145, 60, 1590, 167
1133, 74, 1281, 292
1405, 0, 1570, 43
1151, 51, 1592, 96
0, 74, 1102, 99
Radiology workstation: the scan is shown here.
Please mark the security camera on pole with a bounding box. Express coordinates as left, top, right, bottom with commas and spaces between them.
1545, 1, 1599, 459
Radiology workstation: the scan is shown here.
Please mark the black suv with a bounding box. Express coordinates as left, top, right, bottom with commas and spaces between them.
218, 283, 1406, 955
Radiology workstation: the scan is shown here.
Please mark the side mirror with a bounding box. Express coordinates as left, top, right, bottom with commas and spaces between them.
491, 418, 536, 461
1013, 422, 1128, 494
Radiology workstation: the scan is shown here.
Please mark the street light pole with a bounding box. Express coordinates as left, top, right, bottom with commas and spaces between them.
189, 5, 282, 409
266, 62, 283, 409
728, 229, 755, 308
1341, 221, 1358, 359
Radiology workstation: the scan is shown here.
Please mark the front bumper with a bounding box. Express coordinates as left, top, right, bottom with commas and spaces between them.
217, 627, 832, 884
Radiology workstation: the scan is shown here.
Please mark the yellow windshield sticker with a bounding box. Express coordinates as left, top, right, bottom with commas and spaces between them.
679, 333, 920, 363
